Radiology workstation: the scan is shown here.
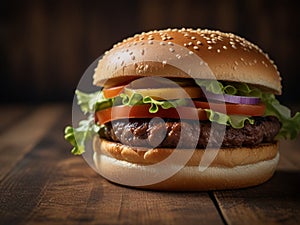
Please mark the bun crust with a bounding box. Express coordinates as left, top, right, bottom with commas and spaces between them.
93, 28, 281, 94
93, 138, 279, 190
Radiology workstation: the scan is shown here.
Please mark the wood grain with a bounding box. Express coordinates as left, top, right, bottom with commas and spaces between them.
0, 104, 66, 182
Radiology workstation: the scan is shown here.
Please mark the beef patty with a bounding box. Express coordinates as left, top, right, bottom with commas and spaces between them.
99, 116, 281, 148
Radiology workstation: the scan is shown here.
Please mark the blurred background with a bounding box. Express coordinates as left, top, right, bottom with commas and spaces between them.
1, 0, 299, 105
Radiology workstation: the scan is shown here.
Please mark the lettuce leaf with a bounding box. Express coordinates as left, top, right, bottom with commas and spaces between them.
196, 79, 260, 96
205, 109, 254, 129
261, 93, 300, 139
75, 90, 103, 114
64, 114, 100, 155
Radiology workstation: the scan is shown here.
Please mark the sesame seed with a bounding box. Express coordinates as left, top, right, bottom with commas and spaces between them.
217, 49, 221, 53
176, 54, 181, 59
140, 49, 145, 55
148, 36, 154, 40
131, 55, 135, 60
191, 36, 196, 40
160, 42, 165, 46
162, 37, 167, 41
193, 46, 199, 50
184, 43, 187, 47
197, 41, 202, 45
168, 41, 174, 46
208, 46, 212, 50
169, 48, 175, 52
231, 45, 237, 49
207, 40, 212, 44
184, 33, 189, 37
188, 42, 193, 46
189, 51, 194, 55
129, 51, 133, 55
162, 60, 167, 65
223, 45, 227, 49
148, 40, 153, 44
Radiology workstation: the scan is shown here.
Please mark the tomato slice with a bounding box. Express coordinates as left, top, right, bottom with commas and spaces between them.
194, 101, 266, 116
102, 85, 125, 98
95, 100, 266, 125
95, 105, 207, 125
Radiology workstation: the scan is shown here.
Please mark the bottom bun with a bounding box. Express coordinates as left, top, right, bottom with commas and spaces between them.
93, 139, 279, 191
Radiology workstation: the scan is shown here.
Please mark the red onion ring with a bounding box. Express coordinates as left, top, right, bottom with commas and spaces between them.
205, 91, 260, 105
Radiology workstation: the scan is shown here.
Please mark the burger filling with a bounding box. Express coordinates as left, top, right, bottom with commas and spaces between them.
64, 78, 300, 155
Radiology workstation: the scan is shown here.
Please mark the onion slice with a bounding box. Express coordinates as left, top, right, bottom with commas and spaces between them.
205, 91, 260, 105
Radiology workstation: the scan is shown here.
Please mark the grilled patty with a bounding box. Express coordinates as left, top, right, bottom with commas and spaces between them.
99, 116, 281, 148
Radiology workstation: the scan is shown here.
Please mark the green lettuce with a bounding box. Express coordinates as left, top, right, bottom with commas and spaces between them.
64, 114, 100, 155
261, 93, 300, 139
75, 90, 103, 114
205, 109, 254, 129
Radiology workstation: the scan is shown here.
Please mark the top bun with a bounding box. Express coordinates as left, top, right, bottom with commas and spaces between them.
93, 28, 281, 94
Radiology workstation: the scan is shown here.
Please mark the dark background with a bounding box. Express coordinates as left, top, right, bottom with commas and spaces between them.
1, 0, 299, 105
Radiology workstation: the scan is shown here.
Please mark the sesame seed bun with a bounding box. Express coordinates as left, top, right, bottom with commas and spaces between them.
93, 138, 279, 191
93, 28, 282, 94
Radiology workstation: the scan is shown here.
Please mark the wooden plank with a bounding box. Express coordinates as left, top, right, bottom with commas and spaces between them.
0, 104, 224, 225
0, 104, 66, 182
0, 105, 71, 225
0, 104, 32, 133
212, 138, 300, 225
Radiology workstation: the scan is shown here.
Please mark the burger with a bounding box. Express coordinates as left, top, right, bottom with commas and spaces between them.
65, 28, 300, 191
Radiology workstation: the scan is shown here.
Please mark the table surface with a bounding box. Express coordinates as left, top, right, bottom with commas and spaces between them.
0, 104, 300, 225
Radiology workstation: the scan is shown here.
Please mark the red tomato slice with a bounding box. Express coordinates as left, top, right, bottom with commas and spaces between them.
95, 105, 207, 125
193, 101, 266, 116
102, 85, 125, 98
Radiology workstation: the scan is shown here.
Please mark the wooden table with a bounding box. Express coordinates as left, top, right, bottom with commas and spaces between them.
1, 104, 299, 225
